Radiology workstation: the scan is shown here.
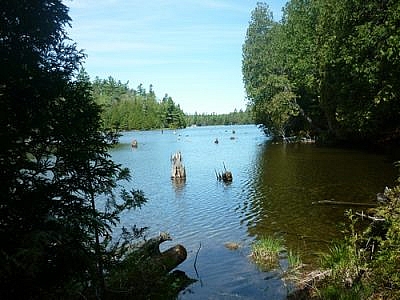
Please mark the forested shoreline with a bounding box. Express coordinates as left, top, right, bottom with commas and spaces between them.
242, 2, 400, 299
90, 75, 187, 130
88, 74, 253, 130
242, 1, 400, 147
1, 0, 400, 299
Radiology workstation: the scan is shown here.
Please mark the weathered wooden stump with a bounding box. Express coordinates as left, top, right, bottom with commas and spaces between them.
216, 163, 233, 183
171, 151, 186, 179
222, 171, 233, 182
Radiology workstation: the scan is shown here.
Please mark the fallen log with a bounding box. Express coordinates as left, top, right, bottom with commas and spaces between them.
312, 200, 377, 207
136, 232, 172, 256
153, 244, 187, 273
106, 233, 193, 299
127, 232, 188, 274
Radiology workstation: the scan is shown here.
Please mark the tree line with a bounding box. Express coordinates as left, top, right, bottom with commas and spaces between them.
91, 76, 187, 130
185, 109, 253, 126
90, 75, 253, 130
242, 1, 400, 145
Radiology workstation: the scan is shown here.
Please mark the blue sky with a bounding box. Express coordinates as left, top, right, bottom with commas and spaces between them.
65, 0, 286, 114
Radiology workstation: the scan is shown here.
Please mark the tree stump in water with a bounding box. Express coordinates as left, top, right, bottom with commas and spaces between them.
221, 171, 233, 182
171, 151, 186, 179
216, 163, 233, 183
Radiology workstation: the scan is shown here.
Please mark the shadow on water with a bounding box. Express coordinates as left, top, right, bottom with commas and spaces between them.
110, 126, 397, 299
239, 141, 397, 265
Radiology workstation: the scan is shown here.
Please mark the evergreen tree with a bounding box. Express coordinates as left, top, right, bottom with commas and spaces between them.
243, 0, 400, 144
0, 1, 145, 298
242, 2, 299, 138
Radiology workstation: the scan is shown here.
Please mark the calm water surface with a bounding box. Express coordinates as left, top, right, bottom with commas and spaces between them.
110, 125, 397, 299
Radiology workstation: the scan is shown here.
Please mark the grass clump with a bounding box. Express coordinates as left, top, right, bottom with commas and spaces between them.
250, 236, 285, 270
250, 236, 304, 274
287, 249, 303, 270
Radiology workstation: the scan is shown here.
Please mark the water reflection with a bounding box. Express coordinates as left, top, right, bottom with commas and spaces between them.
110, 126, 397, 298
240, 141, 397, 264
172, 178, 187, 193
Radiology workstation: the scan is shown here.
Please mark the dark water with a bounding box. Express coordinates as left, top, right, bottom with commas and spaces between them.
110, 125, 397, 299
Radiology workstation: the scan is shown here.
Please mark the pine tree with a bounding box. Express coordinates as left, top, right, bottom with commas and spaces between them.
0, 1, 145, 298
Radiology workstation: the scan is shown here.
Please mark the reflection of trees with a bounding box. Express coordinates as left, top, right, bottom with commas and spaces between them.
241, 143, 396, 263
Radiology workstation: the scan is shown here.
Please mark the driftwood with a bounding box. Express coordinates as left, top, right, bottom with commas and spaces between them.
285, 269, 332, 300
106, 232, 192, 299
171, 151, 186, 179
312, 200, 377, 207
294, 269, 332, 290
135, 232, 187, 274
355, 211, 385, 222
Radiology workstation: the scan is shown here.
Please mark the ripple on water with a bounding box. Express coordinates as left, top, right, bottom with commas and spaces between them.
110, 126, 396, 299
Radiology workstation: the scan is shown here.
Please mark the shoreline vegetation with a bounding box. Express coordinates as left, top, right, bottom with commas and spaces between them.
90, 75, 253, 131
242, 1, 400, 150
2, 0, 399, 299
250, 174, 400, 300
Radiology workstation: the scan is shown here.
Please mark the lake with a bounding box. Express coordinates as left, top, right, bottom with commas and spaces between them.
110, 125, 397, 299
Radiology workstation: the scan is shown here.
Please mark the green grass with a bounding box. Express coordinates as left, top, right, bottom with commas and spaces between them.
251, 236, 285, 270
287, 249, 302, 270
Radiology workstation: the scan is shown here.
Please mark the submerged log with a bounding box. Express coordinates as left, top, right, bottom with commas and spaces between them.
216, 170, 233, 183
222, 171, 233, 182
312, 200, 377, 207
171, 151, 186, 179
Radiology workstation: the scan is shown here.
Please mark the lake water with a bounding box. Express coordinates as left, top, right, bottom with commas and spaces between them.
110, 125, 397, 299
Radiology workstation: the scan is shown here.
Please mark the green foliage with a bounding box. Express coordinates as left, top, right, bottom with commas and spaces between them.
318, 282, 371, 300
0, 1, 147, 298
185, 109, 253, 126
314, 0, 400, 141
251, 236, 285, 270
287, 250, 302, 270
242, 3, 300, 139
368, 182, 400, 298
316, 211, 371, 299
91, 77, 186, 130
315, 166, 400, 299
262, 75, 299, 138
243, 0, 400, 145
